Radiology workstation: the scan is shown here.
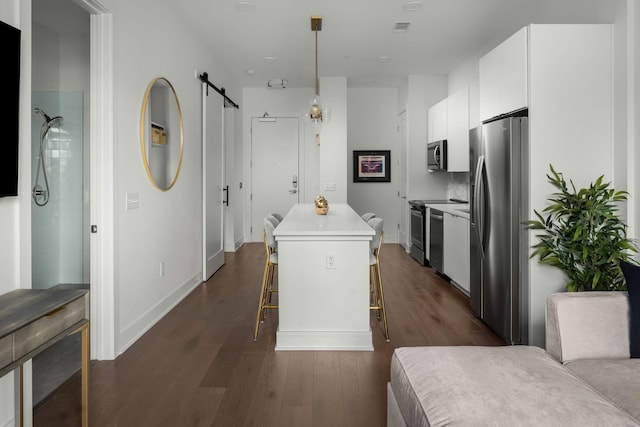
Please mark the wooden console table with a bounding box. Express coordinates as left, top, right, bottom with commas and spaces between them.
0, 289, 89, 427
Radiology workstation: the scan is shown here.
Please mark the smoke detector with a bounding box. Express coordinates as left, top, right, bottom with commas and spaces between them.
267, 78, 287, 89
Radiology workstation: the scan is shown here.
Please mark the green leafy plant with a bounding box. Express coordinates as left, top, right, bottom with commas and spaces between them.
526, 165, 637, 291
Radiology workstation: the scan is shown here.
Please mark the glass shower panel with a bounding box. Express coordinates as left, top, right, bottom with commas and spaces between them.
32, 91, 84, 289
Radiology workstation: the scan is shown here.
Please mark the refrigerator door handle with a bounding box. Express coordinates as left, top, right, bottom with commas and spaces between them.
474, 155, 486, 252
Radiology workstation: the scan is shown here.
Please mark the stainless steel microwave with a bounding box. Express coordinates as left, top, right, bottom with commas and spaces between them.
427, 140, 447, 171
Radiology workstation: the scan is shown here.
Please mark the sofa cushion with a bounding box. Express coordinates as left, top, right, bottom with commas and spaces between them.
390, 346, 639, 427
565, 359, 640, 423
546, 292, 630, 363
621, 261, 640, 358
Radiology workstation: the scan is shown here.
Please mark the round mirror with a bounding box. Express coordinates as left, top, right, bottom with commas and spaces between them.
140, 77, 184, 191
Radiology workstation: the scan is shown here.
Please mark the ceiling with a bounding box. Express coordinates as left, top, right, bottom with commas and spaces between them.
33, 0, 620, 88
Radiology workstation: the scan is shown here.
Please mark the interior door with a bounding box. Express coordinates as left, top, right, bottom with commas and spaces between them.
251, 117, 299, 241
397, 110, 409, 249
202, 83, 225, 280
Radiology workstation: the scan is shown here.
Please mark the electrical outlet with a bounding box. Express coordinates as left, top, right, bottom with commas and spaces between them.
326, 253, 336, 270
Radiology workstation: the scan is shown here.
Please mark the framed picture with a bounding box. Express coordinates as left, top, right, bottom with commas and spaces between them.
353, 150, 391, 183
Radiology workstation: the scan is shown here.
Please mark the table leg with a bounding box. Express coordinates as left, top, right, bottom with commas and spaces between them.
19, 364, 23, 427
80, 323, 89, 427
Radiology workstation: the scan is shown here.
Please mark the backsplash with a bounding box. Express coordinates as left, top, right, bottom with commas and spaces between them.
447, 173, 470, 202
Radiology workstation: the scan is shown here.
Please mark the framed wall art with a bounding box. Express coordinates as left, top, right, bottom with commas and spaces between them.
353, 150, 391, 183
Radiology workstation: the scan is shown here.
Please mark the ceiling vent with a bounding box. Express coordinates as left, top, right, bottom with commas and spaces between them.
393, 22, 411, 32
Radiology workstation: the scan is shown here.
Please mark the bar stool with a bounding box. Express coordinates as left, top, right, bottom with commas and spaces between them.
254, 217, 279, 340
368, 217, 389, 341
361, 212, 376, 222
269, 212, 284, 223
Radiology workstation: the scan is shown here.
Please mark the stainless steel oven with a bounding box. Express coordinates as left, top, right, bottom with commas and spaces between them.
409, 199, 469, 267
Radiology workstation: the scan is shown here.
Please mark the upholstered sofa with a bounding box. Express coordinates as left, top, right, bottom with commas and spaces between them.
387, 291, 640, 426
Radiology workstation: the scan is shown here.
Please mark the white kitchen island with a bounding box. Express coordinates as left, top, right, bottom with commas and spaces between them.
273, 203, 375, 351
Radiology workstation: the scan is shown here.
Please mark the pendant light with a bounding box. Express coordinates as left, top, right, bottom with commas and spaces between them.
304, 16, 330, 145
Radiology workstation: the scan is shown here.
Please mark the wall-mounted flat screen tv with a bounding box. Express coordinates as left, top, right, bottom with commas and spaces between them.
0, 20, 21, 197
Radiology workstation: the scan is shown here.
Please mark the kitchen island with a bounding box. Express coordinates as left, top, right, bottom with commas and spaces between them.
273, 203, 375, 351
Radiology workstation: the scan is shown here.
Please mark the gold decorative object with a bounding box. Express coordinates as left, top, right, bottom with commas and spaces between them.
315, 195, 329, 215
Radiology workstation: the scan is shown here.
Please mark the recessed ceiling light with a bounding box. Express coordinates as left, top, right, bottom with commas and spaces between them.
234, 1, 256, 12
263, 57, 277, 63
402, 1, 424, 12
247, 69, 255, 75
377, 56, 391, 63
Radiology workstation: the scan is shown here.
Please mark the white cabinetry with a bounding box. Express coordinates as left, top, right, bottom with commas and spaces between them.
427, 86, 470, 172
479, 26, 528, 122
446, 87, 469, 172
427, 98, 447, 143
443, 212, 470, 294
478, 24, 613, 346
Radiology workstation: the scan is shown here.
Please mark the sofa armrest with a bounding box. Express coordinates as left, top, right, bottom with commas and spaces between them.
546, 291, 630, 363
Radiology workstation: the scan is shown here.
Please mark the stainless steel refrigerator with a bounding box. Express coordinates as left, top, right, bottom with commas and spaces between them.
469, 116, 529, 344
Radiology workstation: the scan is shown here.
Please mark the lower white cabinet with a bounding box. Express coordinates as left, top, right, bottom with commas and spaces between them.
443, 213, 470, 294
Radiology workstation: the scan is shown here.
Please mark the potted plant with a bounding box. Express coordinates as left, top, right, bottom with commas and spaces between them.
526, 165, 637, 291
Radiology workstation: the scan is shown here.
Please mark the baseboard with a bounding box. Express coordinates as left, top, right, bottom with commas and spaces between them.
234, 237, 244, 250
275, 329, 373, 351
118, 273, 202, 355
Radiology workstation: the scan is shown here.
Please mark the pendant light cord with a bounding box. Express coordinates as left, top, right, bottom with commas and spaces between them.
315, 29, 319, 96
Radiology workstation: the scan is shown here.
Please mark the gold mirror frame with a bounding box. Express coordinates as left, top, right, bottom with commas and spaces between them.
139, 77, 185, 191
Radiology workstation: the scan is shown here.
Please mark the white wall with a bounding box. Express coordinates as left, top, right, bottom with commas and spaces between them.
0, 0, 31, 424
318, 77, 348, 203
242, 80, 349, 240
406, 75, 449, 200
629, 0, 640, 241
347, 87, 398, 241
103, 0, 240, 353
242, 87, 320, 241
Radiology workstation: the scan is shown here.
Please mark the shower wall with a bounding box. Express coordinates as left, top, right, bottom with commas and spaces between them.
32, 92, 84, 289
32, 20, 90, 289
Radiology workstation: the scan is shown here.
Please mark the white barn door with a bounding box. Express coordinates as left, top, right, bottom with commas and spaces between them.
202, 84, 225, 280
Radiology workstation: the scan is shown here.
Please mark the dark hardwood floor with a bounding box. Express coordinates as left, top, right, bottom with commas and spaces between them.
34, 243, 503, 426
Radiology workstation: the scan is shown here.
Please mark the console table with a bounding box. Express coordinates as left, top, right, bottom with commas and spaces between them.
0, 289, 89, 427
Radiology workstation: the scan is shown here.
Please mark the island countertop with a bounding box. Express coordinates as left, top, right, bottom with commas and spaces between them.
274, 203, 375, 238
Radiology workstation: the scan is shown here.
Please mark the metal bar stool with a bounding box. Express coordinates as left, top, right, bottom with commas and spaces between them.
254, 217, 279, 340
368, 217, 389, 341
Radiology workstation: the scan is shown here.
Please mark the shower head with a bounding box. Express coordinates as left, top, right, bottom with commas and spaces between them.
34, 107, 63, 128
48, 116, 64, 127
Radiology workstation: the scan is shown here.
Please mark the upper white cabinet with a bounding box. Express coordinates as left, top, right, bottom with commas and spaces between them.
427, 98, 447, 143
479, 27, 528, 121
445, 87, 469, 172
427, 86, 469, 172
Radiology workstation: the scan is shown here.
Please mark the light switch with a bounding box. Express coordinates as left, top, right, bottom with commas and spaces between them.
325, 183, 337, 191
126, 192, 140, 210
